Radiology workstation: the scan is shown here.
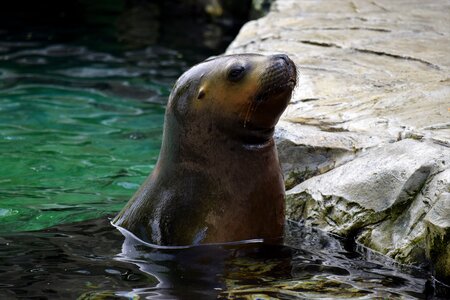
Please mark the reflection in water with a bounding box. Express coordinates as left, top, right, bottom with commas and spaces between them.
117, 2, 160, 48
0, 218, 444, 299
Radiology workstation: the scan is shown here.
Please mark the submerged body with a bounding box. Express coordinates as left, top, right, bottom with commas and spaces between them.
113, 54, 297, 245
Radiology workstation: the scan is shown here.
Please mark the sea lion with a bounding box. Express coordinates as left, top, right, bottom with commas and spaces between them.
113, 53, 297, 246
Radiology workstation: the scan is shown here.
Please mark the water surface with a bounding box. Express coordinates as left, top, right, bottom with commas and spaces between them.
0, 46, 168, 231
0, 218, 438, 299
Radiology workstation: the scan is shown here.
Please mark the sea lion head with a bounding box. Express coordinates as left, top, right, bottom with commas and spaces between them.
166, 53, 297, 146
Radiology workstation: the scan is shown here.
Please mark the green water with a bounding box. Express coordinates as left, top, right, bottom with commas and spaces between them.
0, 84, 164, 232
0, 1, 236, 233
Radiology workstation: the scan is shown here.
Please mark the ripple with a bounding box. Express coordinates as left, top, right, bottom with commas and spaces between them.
3, 44, 87, 60
81, 52, 124, 63
0, 208, 18, 217
16, 57, 48, 65
56, 67, 142, 78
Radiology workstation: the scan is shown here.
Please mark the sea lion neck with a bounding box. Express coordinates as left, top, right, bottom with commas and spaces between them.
157, 113, 276, 171
218, 122, 276, 150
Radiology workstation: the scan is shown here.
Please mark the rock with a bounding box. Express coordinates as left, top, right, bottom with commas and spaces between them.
286, 139, 448, 230
226, 0, 450, 281
285, 139, 450, 279
275, 120, 384, 188
424, 186, 450, 283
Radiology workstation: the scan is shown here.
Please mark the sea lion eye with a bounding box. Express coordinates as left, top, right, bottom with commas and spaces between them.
227, 65, 246, 82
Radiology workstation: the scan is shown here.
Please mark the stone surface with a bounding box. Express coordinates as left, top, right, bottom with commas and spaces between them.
286, 140, 449, 265
226, 0, 450, 281
424, 187, 450, 283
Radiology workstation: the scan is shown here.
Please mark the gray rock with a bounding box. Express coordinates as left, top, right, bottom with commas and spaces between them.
286, 139, 450, 275
275, 120, 385, 188
226, 0, 450, 280
424, 185, 450, 283
286, 139, 448, 229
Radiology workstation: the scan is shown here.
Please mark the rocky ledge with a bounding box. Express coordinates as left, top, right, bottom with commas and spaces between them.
226, 0, 450, 283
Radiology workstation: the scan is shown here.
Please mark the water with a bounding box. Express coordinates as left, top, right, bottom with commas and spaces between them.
0, 1, 448, 299
0, 218, 439, 299
0, 48, 167, 232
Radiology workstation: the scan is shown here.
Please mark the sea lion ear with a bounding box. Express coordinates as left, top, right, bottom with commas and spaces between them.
197, 88, 206, 100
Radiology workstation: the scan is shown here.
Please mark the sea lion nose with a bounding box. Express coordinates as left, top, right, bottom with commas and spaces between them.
272, 54, 291, 65
272, 54, 297, 80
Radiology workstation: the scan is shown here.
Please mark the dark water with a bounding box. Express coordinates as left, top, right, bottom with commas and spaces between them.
0, 217, 439, 299
0, 1, 448, 299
